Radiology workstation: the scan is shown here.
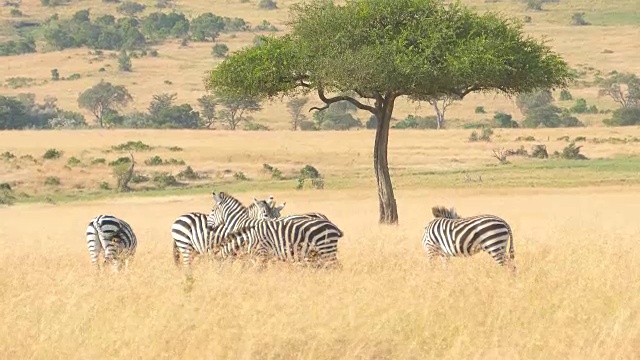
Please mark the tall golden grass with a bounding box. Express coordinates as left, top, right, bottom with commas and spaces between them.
1, 187, 639, 359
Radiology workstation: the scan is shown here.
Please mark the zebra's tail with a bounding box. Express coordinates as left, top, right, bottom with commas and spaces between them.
505, 223, 516, 272
172, 240, 181, 267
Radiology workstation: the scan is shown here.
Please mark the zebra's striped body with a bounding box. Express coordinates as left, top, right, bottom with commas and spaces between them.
171, 196, 282, 268
421, 206, 515, 271
207, 191, 343, 267
86, 214, 137, 271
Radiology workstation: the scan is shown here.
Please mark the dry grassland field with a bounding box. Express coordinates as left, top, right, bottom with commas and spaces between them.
2, 0, 640, 359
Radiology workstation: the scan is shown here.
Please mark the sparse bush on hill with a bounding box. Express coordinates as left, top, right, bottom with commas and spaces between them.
40, 0, 69, 7
67, 157, 82, 166
0, 38, 36, 56
42, 11, 147, 51
475, 106, 486, 114
112, 141, 153, 152
570, 12, 590, 26
190, 13, 224, 41
311, 101, 361, 130
570, 98, 598, 114
118, 50, 132, 72
560, 142, 588, 160
603, 107, 640, 126
0, 183, 15, 206
492, 112, 519, 128
144, 155, 185, 166
530, 144, 549, 159
469, 127, 493, 142
44, 176, 61, 186
116, 1, 146, 16
258, 0, 277, 10
43, 148, 62, 160
262, 163, 283, 180
233, 171, 248, 181
253, 20, 278, 31
10, 8, 23, 17
515, 136, 536, 141
50, 69, 59, 81
393, 115, 437, 129
243, 121, 270, 131
176, 166, 203, 180
559, 89, 573, 101
296, 165, 324, 190
211, 43, 229, 58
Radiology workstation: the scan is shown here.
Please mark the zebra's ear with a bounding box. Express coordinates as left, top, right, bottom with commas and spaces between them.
267, 195, 274, 207
276, 202, 286, 211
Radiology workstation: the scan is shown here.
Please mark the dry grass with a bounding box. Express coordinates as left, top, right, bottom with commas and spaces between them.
1, 187, 639, 359
2, 127, 640, 197
1, 0, 639, 127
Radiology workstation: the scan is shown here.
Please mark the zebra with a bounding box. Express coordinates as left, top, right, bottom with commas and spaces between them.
86, 214, 137, 271
206, 191, 343, 268
421, 206, 516, 272
171, 195, 282, 268
262, 197, 329, 220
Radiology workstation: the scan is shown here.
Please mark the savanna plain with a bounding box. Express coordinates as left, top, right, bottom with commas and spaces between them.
2, 129, 640, 359
2, 0, 640, 359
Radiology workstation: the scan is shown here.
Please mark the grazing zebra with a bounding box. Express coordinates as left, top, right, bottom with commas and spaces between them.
171, 195, 281, 268
86, 214, 137, 271
207, 191, 343, 267
421, 206, 516, 271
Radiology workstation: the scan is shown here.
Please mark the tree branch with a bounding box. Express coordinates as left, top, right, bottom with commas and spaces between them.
310, 86, 377, 113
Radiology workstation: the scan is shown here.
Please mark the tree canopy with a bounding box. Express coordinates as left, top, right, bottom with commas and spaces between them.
206, 0, 572, 224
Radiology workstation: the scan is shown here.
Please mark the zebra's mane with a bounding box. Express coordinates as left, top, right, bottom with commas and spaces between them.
215, 192, 248, 212
431, 206, 460, 219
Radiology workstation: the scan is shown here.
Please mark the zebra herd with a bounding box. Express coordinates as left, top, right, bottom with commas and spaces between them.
86, 191, 517, 273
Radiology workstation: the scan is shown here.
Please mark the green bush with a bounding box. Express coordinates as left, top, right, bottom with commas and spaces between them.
43, 148, 62, 159
44, 176, 61, 186
603, 107, 640, 126
393, 115, 438, 129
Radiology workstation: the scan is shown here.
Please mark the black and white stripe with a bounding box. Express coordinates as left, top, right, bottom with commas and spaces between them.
86, 214, 137, 271
421, 206, 516, 271
207, 191, 343, 267
171, 196, 281, 268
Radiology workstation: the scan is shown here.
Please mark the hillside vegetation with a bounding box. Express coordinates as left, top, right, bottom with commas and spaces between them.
1, 0, 639, 130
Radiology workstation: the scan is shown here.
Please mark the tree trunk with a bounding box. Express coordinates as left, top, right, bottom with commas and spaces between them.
373, 99, 399, 225
432, 102, 444, 129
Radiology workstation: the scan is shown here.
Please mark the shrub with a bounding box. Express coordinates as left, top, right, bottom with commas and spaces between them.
152, 172, 179, 188
603, 107, 640, 126
469, 127, 493, 142
51, 69, 60, 81
574, 136, 587, 142
515, 136, 536, 141
43, 148, 62, 159
168, 146, 183, 152
393, 115, 438, 129
244, 121, 270, 131
109, 157, 132, 166
570, 12, 590, 26
492, 112, 518, 128
258, 0, 277, 10
559, 89, 573, 101
262, 163, 283, 180
67, 157, 82, 166
211, 43, 229, 58
112, 141, 153, 151
91, 158, 106, 165
1, 152, 16, 161
475, 106, 486, 114
176, 166, 202, 180
130, 173, 149, 183
233, 171, 248, 181
560, 142, 588, 160
10, 8, 22, 17
99, 182, 110, 190
296, 165, 324, 190
44, 176, 61, 186
0, 183, 15, 205
530, 144, 549, 159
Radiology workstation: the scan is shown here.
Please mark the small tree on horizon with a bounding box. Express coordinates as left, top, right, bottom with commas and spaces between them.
78, 80, 133, 127
286, 97, 309, 130
214, 93, 262, 130
206, 0, 572, 224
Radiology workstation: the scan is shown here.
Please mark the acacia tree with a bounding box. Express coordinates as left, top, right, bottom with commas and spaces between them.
215, 93, 262, 130
206, 0, 572, 224
598, 72, 640, 109
286, 97, 309, 130
422, 95, 458, 129
78, 80, 132, 127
